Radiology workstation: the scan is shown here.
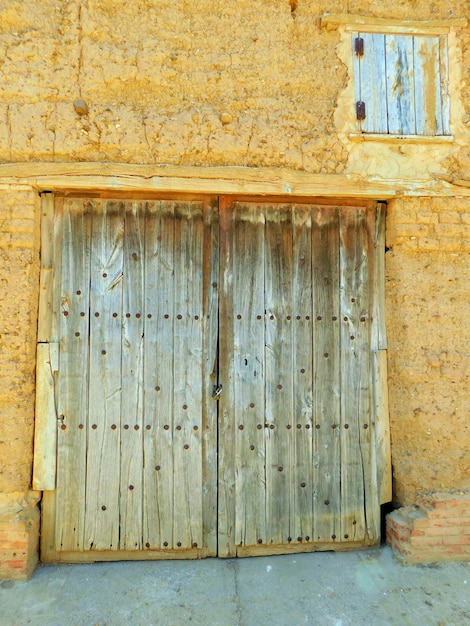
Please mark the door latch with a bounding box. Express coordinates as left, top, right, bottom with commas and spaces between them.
212, 384, 223, 400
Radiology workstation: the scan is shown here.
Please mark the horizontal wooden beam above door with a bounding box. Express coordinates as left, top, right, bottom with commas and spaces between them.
0, 163, 469, 198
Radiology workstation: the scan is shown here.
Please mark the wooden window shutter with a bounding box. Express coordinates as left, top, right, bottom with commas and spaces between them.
353, 32, 450, 136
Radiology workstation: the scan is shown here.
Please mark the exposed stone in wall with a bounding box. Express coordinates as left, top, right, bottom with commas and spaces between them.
386, 197, 470, 505
0, 190, 39, 494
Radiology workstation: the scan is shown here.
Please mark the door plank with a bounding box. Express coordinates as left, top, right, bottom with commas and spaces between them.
85, 201, 124, 551
201, 200, 219, 555
55, 199, 92, 552
172, 202, 205, 550
120, 201, 145, 549
312, 206, 341, 543
231, 202, 266, 551
339, 206, 371, 543
143, 201, 176, 550
217, 198, 236, 557
292, 205, 314, 545
264, 204, 294, 546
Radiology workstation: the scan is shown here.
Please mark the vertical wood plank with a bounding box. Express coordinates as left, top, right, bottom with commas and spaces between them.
339, 206, 371, 543
312, 206, 341, 543
217, 197, 236, 557
120, 201, 145, 550
357, 33, 388, 133
234, 202, 266, 550
386, 35, 416, 135
37, 193, 54, 343
143, 201, 175, 550
291, 205, 314, 545
414, 36, 442, 136
172, 202, 205, 550
85, 201, 124, 551
439, 35, 451, 136
201, 199, 219, 555
264, 204, 294, 546
55, 198, 92, 551
371, 203, 392, 505
33, 343, 58, 490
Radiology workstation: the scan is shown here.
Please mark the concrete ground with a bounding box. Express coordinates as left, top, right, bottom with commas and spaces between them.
1, 547, 469, 626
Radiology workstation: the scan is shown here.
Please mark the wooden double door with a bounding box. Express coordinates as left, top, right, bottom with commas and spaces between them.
38, 195, 390, 562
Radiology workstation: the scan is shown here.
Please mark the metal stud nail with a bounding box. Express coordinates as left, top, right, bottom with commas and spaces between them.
184, 444, 189, 449
92, 424, 97, 430
269, 424, 275, 429
306, 316, 310, 320
296, 315, 301, 320
324, 500, 330, 505
103, 273, 108, 278
250, 445, 255, 450
61, 424, 66, 430
297, 424, 302, 429
300, 368, 305, 373
177, 542, 182, 547
134, 425, 139, 430
278, 466, 283, 472
363, 424, 369, 429
360, 316, 366, 322
102, 505, 106, 511
287, 536, 292, 542
124, 425, 129, 430
332, 316, 337, 321
95, 312, 99, 317
177, 314, 182, 320
344, 423, 349, 429
344, 534, 349, 539
324, 353, 329, 358
257, 424, 262, 429
306, 424, 310, 429
257, 315, 262, 320
287, 315, 291, 320
126, 313, 131, 318
113, 312, 118, 317
176, 425, 181, 431
129, 485, 134, 490
75, 332, 80, 337
305, 536, 310, 541
350, 335, 355, 340
136, 313, 141, 318
155, 386, 160, 391
193, 425, 198, 431
297, 536, 302, 542
148, 313, 152, 318
237, 314, 242, 319
343, 316, 348, 321
146, 542, 150, 548
102, 350, 106, 355
332, 534, 336, 539
277, 384, 282, 390
332, 424, 337, 429
257, 539, 262, 544
163, 541, 168, 547
192, 542, 198, 548
146, 425, 151, 430
164, 314, 169, 319
164, 425, 169, 430
80, 312, 85, 317
111, 424, 117, 430
79, 424, 84, 429
239, 425, 244, 430
317, 315, 322, 321
155, 465, 161, 471
63, 311, 69, 316
301, 482, 306, 488
183, 404, 188, 410
287, 424, 292, 429
250, 403, 255, 408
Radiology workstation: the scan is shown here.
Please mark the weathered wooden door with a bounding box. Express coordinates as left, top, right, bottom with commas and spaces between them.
39, 196, 219, 561
37, 195, 390, 562
217, 200, 390, 556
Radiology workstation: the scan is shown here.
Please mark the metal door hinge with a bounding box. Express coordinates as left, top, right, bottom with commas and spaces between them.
356, 101, 366, 121
355, 36, 364, 56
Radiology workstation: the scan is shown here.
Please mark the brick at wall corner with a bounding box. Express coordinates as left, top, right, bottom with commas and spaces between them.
386, 491, 470, 565
0, 506, 40, 581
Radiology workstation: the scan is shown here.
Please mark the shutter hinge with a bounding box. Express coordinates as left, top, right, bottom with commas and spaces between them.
356, 101, 366, 121
355, 36, 364, 56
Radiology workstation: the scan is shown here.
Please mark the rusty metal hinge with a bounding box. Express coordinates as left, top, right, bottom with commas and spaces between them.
355, 36, 364, 56
356, 101, 366, 121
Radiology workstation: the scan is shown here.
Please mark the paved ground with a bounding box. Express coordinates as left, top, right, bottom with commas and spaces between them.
1, 547, 469, 626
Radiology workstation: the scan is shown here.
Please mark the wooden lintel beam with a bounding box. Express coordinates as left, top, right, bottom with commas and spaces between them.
0, 163, 469, 198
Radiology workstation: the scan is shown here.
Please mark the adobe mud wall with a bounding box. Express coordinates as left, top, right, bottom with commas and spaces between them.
0, 0, 469, 577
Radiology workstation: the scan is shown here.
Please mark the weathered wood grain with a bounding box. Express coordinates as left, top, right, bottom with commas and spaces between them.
386, 35, 416, 135
312, 206, 341, 543
32, 343, 58, 490
413, 37, 442, 136
264, 204, 294, 545
339, 207, 370, 543
55, 199, 92, 551
355, 33, 388, 134
120, 202, 145, 550
85, 201, 124, 551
